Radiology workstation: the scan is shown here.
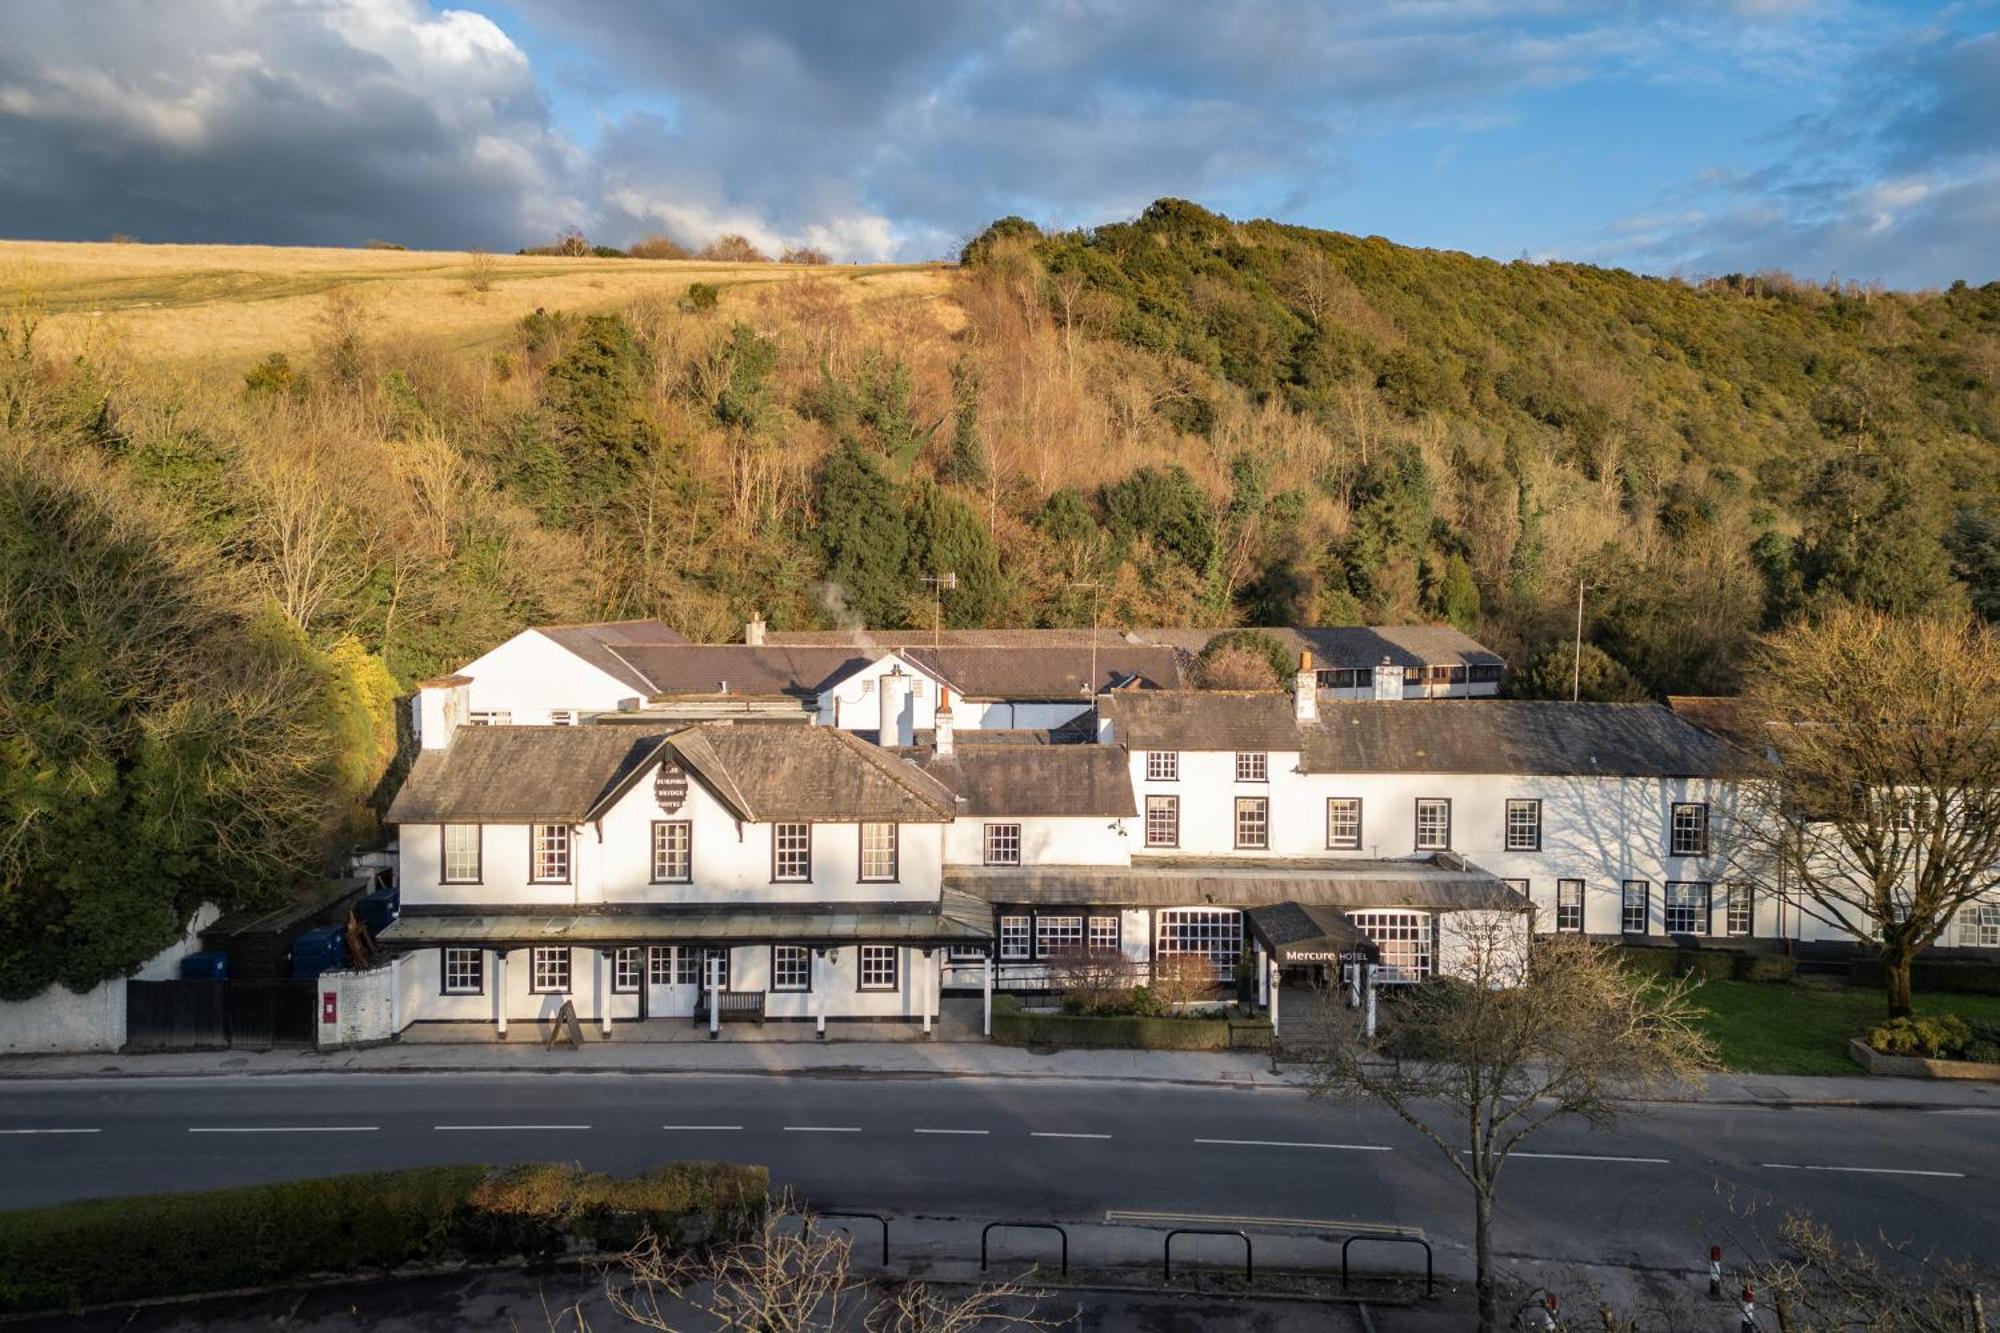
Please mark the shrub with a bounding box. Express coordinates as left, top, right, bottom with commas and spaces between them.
1868, 1014, 1973, 1059
990, 994, 1267, 1051
1744, 954, 1797, 984
1849, 958, 2000, 995
685, 282, 720, 311
1613, 946, 1736, 982
699, 234, 769, 263
0, 1162, 766, 1313
628, 233, 690, 260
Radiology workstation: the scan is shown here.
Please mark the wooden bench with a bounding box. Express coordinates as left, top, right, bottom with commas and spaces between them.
693, 990, 766, 1025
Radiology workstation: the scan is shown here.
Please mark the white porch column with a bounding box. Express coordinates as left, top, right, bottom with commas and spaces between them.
1254, 941, 1269, 1007
1268, 956, 1281, 1038
492, 949, 508, 1038
920, 948, 934, 1037
597, 950, 612, 1037
1363, 963, 1378, 1039
814, 948, 828, 1039
708, 954, 721, 1039
982, 952, 993, 1037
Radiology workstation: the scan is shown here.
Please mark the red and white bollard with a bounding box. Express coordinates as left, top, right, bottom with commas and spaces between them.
1709, 1245, 1724, 1299
1739, 1282, 1757, 1331
1539, 1292, 1560, 1330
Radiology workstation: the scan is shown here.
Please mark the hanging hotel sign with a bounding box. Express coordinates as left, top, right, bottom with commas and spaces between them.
653, 762, 689, 813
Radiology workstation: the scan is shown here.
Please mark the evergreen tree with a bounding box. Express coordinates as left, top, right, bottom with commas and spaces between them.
905, 479, 1006, 626
817, 437, 910, 627
940, 358, 989, 489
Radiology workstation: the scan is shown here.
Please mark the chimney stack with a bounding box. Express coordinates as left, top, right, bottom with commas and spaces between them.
1294, 650, 1318, 722
878, 671, 913, 747
1373, 656, 1403, 701
415, 676, 471, 751
935, 685, 956, 758
744, 613, 767, 647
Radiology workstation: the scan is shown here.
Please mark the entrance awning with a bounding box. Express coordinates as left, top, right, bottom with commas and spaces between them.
380, 889, 994, 952
1245, 901, 1381, 965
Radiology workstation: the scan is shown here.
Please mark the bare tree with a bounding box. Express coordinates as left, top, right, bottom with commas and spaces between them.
558, 228, 593, 257
1749, 1210, 1994, 1332
392, 422, 472, 559
1045, 947, 1135, 1015
246, 451, 357, 632
465, 249, 498, 293
1734, 608, 2000, 1016
1048, 270, 1088, 384
700, 234, 772, 263
1305, 925, 1711, 1333
1147, 952, 1218, 1012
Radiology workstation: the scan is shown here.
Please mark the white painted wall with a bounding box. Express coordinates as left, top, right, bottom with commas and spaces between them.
0, 905, 220, 1054
941, 815, 1131, 868
453, 630, 645, 723
316, 961, 401, 1048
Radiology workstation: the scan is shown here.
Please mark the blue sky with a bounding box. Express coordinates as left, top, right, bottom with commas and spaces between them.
2, 1, 1994, 286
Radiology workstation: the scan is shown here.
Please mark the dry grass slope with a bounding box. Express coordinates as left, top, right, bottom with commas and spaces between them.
0, 239, 950, 374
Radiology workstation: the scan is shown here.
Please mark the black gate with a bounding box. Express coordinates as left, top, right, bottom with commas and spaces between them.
125, 979, 316, 1051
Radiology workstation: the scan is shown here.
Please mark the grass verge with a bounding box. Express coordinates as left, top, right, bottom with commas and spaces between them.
1690, 980, 2000, 1076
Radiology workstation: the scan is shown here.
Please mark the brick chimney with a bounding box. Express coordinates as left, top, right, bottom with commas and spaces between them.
1294, 650, 1318, 722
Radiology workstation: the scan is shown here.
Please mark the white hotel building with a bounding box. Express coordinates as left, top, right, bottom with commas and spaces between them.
377, 619, 1997, 1035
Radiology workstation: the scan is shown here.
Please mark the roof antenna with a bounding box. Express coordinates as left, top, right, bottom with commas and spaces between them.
920, 571, 957, 648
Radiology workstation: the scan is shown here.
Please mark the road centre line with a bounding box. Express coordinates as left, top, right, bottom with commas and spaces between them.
1031, 1131, 1112, 1140
1197, 1138, 1393, 1152
1762, 1162, 1965, 1178
913, 1128, 989, 1136
1459, 1150, 1671, 1165
188, 1126, 378, 1134
662, 1124, 743, 1131
784, 1126, 861, 1133
0, 1128, 101, 1135
435, 1124, 591, 1131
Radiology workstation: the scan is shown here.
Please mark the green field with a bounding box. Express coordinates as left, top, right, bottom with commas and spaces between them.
1690, 981, 2000, 1076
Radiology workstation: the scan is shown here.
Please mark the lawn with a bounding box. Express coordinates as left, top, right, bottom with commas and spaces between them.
1690, 980, 2000, 1075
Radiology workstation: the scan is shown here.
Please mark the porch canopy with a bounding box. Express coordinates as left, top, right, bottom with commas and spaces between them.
1244, 901, 1381, 965
380, 888, 994, 952
946, 853, 1524, 911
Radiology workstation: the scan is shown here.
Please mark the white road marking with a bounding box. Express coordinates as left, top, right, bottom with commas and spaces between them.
1198, 1138, 1393, 1152
1031, 1131, 1112, 1140
435, 1124, 591, 1131
1761, 1163, 1965, 1179
784, 1126, 861, 1133
188, 1126, 378, 1134
662, 1124, 743, 1131
0, 1128, 101, 1135
914, 1128, 989, 1136
1460, 1150, 1671, 1165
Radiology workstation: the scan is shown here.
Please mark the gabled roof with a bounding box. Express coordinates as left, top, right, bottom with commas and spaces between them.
1133, 624, 1504, 668
616, 645, 877, 700
660, 724, 957, 823
1303, 700, 1738, 777
386, 727, 671, 823
900, 645, 1182, 697
1667, 696, 1765, 756
533, 619, 688, 693
1099, 691, 1304, 751
921, 745, 1139, 817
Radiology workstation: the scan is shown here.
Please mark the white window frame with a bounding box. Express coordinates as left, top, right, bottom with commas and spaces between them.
530, 824, 571, 884
612, 947, 642, 993
1505, 799, 1541, 852
1155, 907, 1241, 980
1145, 795, 1179, 848
1960, 903, 2000, 947
674, 947, 703, 987
773, 823, 812, 882
1146, 750, 1180, 782
999, 915, 1031, 961
1350, 910, 1433, 982
858, 944, 900, 991
441, 824, 481, 884
469, 710, 512, 726
1665, 881, 1710, 936
1233, 796, 1269, 850
1035, 915, 1084, 958
1326, 798, 1363, 850
1670, 803, 1710, 857
1415, 798, 1451, 851
1622, 880, 1650, 934
859, 822, 898, 882
1725, 882, 1753, 937
1555, 879, 1584, 933
529, 946, 570, 994
652, 820, 692, 883
648, 945, 675, 987
1235, 751, 1268, 783
772, 945, 811, 992
442, 947, 484, 995
548, 709, 577, 726
1088, 915, 1120, 953
983, 823, 1022, 866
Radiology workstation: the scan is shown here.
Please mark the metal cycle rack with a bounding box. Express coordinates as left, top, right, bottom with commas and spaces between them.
1340, 1233, 1435, 1296
980, 1221, 1069, 1276
1163, 1228, 1253, 1284
816, 1210, 890, 1266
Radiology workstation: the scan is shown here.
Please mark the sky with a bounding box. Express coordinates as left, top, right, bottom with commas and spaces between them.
0, 1, 1995, 288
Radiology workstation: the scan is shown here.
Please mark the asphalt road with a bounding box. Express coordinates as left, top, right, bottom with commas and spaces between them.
3, 1073, 1994, 1277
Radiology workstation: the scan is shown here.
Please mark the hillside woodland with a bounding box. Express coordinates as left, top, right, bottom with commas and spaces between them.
3, 198, 1997, 991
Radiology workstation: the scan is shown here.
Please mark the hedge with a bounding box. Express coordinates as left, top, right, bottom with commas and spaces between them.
1613, 946, 1794, 984
0, 1161, 767, 1314
989, 994, 1271, 1050
1849, 958, 2000, 995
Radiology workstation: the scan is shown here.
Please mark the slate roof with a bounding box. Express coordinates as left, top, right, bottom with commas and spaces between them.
947, 855, 1524, 911
387, 721, 956, 826
1667, 696, 1766, 756
1134, 625, 1505, 668
1098, 691, 1305, 751
617, 645, 874, 700
534, 620, 688, 693
921, 746, 1139, 817
1304, 700, 1738, 777
383, 889, 994, 947
601, 643, 1179, 702
386, 726, 670, 823
901, 645, 1182, 697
